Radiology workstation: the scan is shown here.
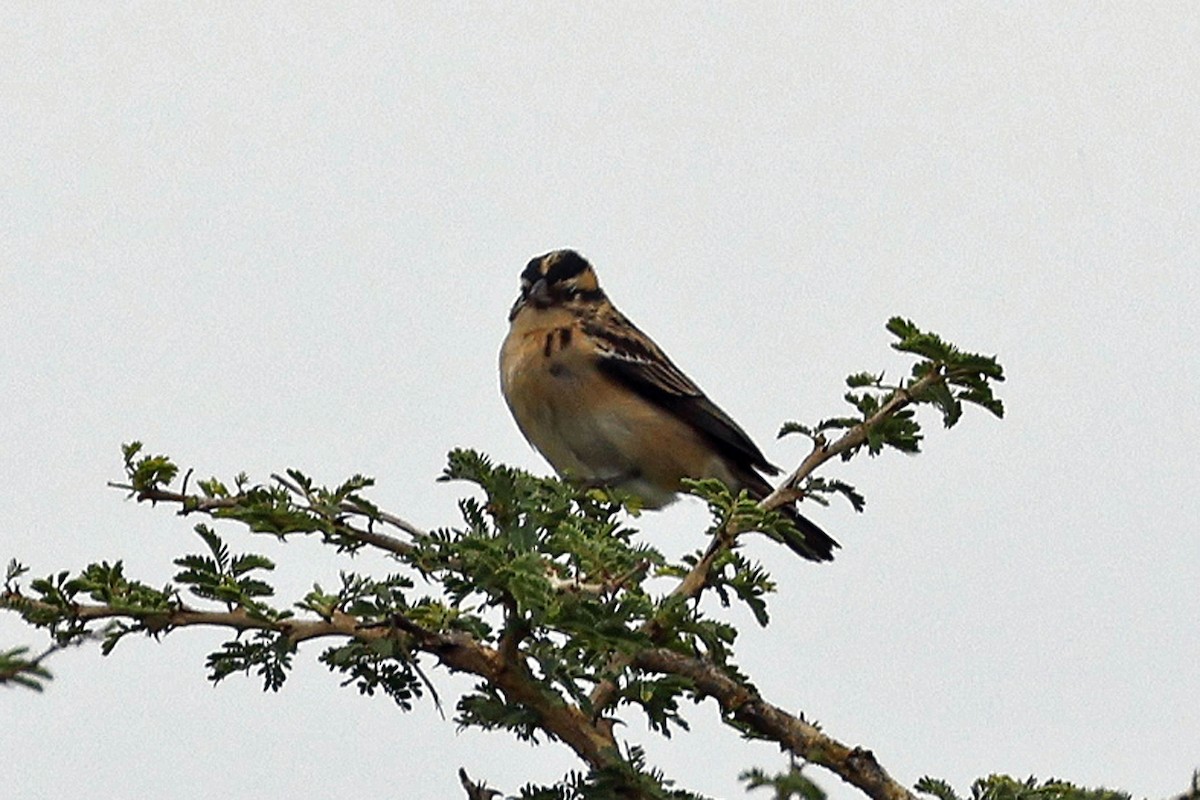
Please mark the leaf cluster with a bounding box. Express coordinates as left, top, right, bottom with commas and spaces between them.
774, 317, 1004, 520
427, 451, 774, 738
741, 764, 826, 800
0, 645, 53, 692
121, 442, 388, 553
780, 316, 1004, 459
516, 745, 709, 800
916, 775, 1131, 800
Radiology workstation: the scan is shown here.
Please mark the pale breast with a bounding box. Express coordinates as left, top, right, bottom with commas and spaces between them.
500, 310, 737, 509
501, 325, 633, 480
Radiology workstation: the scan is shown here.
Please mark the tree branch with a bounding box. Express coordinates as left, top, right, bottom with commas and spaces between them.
761, 367, 944, 512
634, 648, 916, 800
106, 482, 423, 558
2, 592, 620, 775
586, 540, 724, 714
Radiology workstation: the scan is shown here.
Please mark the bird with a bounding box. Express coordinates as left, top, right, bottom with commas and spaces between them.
498, 248, 838, 562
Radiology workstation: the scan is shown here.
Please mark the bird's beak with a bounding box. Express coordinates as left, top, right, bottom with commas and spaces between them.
509, 278, 551, 321
527, 278, 551, 308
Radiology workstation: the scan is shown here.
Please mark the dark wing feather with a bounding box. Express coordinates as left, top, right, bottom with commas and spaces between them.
584, 312, 779, 475
583, 307, 839, 562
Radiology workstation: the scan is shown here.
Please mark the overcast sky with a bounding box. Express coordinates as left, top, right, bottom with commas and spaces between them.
3, 5, 1198, 799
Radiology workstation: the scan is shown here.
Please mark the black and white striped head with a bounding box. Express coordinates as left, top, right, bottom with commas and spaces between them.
509, 249, 605, 321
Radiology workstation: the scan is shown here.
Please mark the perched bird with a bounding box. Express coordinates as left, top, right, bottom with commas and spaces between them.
499, 249, 838, 562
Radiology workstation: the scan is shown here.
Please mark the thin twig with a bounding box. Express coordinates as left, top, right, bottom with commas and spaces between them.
336, 501, 428, 541
760, 368, 943, 512
108, 482, 423, 557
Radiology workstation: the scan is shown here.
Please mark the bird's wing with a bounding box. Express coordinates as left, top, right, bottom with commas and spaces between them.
582, 311, 779, 475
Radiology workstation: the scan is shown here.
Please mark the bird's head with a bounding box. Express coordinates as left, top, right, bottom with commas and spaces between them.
509, 249, 604, 321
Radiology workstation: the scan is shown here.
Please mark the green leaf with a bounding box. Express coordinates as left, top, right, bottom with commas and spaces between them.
915, 776, 962, 800
125, 447, 179, 492
845, 371, 883, 388
194, 524, 230, 570
777, 421, 812, 439
742, 765, 827, 800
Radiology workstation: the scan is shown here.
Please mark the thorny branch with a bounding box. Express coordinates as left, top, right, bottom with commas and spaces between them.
105, 479, 425, 558
760, 367, 945, 513
1, 592, 622, 772
1, 578, 916, 800
85, 367, 948, 796
634, 648, 917, 800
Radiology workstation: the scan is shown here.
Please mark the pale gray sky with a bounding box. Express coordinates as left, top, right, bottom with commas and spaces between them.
3, 5, 1197, 799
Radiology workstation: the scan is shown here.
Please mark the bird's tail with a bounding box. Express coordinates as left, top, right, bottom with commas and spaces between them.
775, 502, 839, 562
738, 472, 839, 562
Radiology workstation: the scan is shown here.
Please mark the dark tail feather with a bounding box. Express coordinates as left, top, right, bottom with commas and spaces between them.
734, 471, 840, 562
776, 503, 839, 562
